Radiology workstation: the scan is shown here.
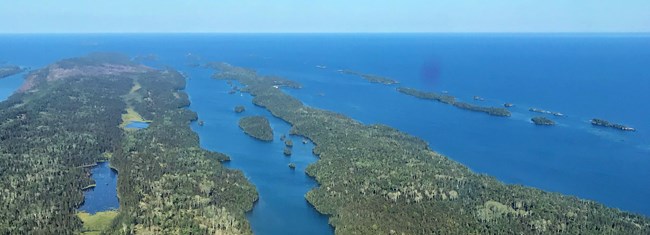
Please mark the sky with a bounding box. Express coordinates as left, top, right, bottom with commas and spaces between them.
0, 0, 649, 33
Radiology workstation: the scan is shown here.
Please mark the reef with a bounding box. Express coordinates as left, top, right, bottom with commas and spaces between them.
209, 63, 650, 235
340, 69, 399, 85
591, 119, 635, 131
239, 116, 274, 141
531, 116, 555, 126
397, 87, 511, 117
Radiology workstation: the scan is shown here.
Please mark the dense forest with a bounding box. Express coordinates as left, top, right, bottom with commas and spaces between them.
397, 87, 511, 117
209, 62, 650, 235
238, 116, 274, 141
0, 54, 257, 234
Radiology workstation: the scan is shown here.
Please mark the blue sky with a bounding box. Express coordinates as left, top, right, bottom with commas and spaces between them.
0, 0, 648, 33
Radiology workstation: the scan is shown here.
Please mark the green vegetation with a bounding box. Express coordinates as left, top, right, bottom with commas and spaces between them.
78, 211, 119, 235
239, 116, 274, 141
531, 116, 555, 126
210, 63, 650, 235
0, 65, 23, 79
0, 54, 256, 234
234, 105, 246, 113
591, 118, 636, 131
397, 87, 511, 117
108, 64, 257, 234
340, 69, 399, 85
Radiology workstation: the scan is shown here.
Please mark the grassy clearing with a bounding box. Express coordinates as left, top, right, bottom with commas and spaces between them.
77, 210, 118, 234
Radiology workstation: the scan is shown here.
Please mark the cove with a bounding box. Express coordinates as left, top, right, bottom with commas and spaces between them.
185, 67, 333, 235
79, 162, 119, 214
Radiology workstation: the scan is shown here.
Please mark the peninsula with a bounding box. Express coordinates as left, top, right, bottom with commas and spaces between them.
0, 65, 23, 79
209, 63, 649, 234
0, 54, 257, 234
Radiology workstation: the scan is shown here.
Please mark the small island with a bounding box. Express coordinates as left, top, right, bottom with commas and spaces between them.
285, 139, 293, 147
234, 105, 246, 113
397, 87, 511, 117
0, 65, 24, 79
504, 103, 514, 108
239, 116, 274, 141
340, 69, 399, 85
283, 147, 292, 156
531, 116, 555, 126
529, 108, 565, 117
288, 163, 296, 169
591, 118, 635, 131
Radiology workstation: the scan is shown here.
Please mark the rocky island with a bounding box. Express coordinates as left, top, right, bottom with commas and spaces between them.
0, 65, 24, 79
531, 116, 555, 126
529, 107, 565, 117
397, 87, 511, 117
210, 63, 650, 235
340, 69, 399, 85
239, 116, 274, 141
235, 105, 246, 113
591, 118, 636, 131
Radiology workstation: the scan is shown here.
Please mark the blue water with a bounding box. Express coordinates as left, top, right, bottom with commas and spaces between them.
125, 121, 150, 129
79, 162, 119, 213
0, 34, 649, 233
0, 71, 25, 101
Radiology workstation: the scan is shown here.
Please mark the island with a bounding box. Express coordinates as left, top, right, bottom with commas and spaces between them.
531, 116, 555, 126
209, 62, 650, 235
235, 105, 246, 113
529, 107, 565, 117
397, 87, 511, 117
239, 116, 274, 141
283, 147, 292, 156
288, 163, 296, 169
285, 139, 293, 147
591, 118, 636, 131
0, 65, 24, 79
504, 103, 514, 108
340, 69, 399, 85
0, 54, 257, 234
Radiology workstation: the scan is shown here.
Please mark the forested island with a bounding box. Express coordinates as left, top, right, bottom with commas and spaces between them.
531, 116, 556, 126
340, 69, 399, 85
234, 105, 246, 113
0, 65, 24, 79
591, 118, 636, 131
239, 116, 274, 141
397, 87, 511, 117
0, 54, 257, 234
210, 62, 650, 234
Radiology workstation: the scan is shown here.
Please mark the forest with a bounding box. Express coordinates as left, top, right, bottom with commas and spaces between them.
210, 63, 650, 235
0, 54, 257, 234
238, 116, 274, 141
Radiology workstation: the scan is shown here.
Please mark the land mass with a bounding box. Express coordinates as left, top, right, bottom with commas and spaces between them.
0, 65, 24, 79
340, 69, 399, 85
0, 54, 257, 234
397, 87, 511, 117
591, 118, 636, 131
239, 116, 274, 141
210, 63, 650, 234
531, 116, 556, 126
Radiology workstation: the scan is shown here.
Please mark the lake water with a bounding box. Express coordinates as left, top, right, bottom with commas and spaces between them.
79, 162, 119, 214
125, 121, 150, 129
0, 34, 649, 234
